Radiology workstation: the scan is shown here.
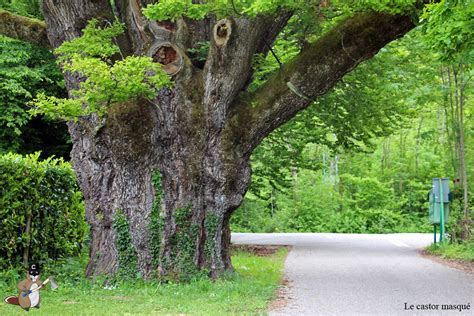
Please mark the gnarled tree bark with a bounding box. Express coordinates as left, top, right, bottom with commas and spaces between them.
1, 1, 416, 279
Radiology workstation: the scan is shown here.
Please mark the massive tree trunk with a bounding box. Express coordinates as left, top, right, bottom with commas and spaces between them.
2, 1, 416, 279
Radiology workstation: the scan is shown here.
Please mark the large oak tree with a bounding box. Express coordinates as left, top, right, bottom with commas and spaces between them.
1, 1, 420, 279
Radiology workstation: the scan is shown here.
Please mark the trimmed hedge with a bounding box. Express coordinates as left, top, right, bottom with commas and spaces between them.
0, 152, 86, 269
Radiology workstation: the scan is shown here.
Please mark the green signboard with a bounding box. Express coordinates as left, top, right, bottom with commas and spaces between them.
429, 178, 450, 243
428, 192, 450, 224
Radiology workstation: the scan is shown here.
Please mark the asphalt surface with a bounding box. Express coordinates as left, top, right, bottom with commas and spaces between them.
231, 233, 473, 316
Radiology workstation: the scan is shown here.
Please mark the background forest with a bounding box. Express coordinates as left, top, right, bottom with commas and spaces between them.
0, 0, 472, 240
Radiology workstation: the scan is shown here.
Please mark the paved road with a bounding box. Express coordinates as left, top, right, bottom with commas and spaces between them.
231, 233, 473, 316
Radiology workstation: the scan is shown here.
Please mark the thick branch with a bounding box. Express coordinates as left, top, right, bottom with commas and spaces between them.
230, 11, 416, 154
0, 9, 49, 47
202, 11, 291, 133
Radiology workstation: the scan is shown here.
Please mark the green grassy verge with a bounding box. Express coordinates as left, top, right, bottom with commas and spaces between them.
0, 248, 287, 315
426, 239, 474, 261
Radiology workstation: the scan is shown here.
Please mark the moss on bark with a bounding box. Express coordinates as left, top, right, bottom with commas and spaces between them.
0, 9, 49, 47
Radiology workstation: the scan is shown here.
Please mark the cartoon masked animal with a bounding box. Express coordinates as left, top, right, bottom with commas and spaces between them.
4, 263, 47, 311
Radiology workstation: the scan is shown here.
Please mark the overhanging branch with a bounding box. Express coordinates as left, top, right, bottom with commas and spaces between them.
0, 9, 50, 48
228, 11, 416, 154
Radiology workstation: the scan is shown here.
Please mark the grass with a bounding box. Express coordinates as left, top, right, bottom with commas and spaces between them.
426, 239, 474, 261
0, 248, 287, 315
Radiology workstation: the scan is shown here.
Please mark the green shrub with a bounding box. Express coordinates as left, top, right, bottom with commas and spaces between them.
232, 169, 433, 234
0, 152, 86, 269
231, 198, 278, 232
340, 174, 398, 211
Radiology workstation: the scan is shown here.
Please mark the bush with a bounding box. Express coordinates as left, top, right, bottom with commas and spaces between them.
340, 174, 398, 211
0, 152, 86, 269
231, 170, 433, 234
231, 198, 278, 232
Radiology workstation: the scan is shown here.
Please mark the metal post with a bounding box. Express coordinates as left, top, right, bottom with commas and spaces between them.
433, 225, 437, 244
439, 178, 445, 242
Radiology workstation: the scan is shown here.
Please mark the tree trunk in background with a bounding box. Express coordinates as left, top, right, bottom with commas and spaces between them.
441, 67, 458, 176
415, 117, 424, 174
32, 1, 416, 279
441, 63, 471, 240
453, 65, 470, 240
441, 64, 471, 241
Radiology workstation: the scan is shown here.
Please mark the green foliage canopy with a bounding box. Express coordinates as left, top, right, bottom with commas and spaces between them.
143, 0, 421, 21
0, 35, 65, 152
30, 20, 173, 121
422, 0, 474, 63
